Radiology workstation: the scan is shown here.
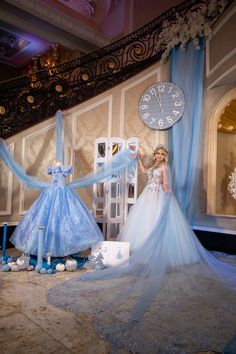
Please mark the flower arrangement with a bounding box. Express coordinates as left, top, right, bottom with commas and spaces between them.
228, 168, 236, 200
157, 0, 231, 60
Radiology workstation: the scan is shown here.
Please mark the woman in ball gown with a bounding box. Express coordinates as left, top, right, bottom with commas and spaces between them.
10, 161, 104, 257
48, 144, 236, 353
117, 145, 169, 252
118, 144, 202, 264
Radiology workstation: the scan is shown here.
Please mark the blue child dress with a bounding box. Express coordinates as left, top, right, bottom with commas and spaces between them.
10, 164, 103, 257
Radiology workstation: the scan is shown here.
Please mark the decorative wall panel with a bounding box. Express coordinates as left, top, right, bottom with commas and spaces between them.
72, 96, 112, 209
0, 143, 13, 215
206, 4, 236, 88
20, 124, 56, 214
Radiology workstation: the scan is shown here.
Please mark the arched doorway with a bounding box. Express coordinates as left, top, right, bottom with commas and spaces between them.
207, 88, 236, 216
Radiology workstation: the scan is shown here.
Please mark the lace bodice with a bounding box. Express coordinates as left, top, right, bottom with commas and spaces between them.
146, 165, 168, 191
48, 165, 72, 186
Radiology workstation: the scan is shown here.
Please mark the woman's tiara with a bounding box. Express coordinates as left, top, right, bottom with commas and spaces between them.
154, 144, 168, 153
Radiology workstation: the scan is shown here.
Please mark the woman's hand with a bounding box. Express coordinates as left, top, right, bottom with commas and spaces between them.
137, 148, 147, 173
164, 188, 172, 193
137, 148, 143, 160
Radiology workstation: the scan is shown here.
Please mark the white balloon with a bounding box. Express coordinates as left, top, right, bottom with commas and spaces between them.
65, 259, 77, 272
55, 263, 65, 272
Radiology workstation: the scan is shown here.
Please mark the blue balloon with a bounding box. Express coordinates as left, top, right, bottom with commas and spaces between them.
35, 265, 41, 273
40, 268, 47, 274
2, 264, 10, 272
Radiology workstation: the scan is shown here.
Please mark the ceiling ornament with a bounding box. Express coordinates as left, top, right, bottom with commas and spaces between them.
60, 0, 95, 16
0, 28, 30, 63
4, 0, 107, 47
157, 0, 231, 61
79, 0, 95, 16
104, 0, 119, 16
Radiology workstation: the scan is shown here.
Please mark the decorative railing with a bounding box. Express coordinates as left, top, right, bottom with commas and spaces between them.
0, 0, 232, 138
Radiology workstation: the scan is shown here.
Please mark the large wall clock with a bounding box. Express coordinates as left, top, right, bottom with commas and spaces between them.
138, 81, 185, 130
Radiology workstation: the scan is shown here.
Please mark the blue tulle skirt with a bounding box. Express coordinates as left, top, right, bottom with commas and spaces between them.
48, 189, 236, 353
10, 185, 103, 257
117, 185, 165, 252
118, 185, 201, 265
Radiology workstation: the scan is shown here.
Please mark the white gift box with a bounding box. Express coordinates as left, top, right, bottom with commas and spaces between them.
91, 241, 130, 267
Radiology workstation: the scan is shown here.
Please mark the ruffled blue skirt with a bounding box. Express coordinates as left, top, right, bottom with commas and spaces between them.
10, 185, 103, 257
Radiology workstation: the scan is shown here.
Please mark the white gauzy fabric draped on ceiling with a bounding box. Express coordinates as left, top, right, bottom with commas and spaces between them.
169, 40, 205, 222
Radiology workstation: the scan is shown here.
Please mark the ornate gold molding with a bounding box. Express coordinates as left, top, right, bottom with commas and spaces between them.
218, 99, 236, 133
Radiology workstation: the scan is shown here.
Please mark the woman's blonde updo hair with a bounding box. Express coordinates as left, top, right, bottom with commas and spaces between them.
154, 144, 168, 161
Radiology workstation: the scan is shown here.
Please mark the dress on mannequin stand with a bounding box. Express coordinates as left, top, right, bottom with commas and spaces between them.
0, 111, 137, 258
10, 163, 103, 257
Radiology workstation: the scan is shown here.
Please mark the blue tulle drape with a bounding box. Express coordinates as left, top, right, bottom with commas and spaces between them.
69, 150, 136, 189
0, 121, 137, 191
0, 139, 50, 190
56, 110, 64, 164
169, 40, 205, 221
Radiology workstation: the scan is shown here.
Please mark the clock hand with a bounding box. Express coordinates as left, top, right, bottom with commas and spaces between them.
157, 90, 164, 113
152, 88, 163, 113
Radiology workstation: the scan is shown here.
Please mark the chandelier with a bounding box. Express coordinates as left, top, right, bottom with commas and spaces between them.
27, 43, 60, 75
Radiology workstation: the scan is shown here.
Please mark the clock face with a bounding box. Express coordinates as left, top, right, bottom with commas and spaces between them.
138, 82, 185, 130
